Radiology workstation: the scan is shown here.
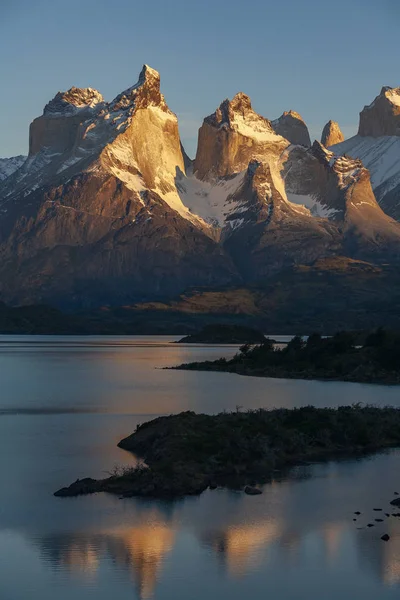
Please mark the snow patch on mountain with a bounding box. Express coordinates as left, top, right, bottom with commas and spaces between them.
44, 87, 105, 117
176, 170, 246, 226
386, 88, 400, 107
286, 192, 338, 218
229, 112, 282, 143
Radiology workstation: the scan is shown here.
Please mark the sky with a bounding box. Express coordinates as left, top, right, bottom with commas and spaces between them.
0, 0, 399, 158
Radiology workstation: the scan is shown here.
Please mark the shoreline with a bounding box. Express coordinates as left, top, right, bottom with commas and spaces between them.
169, 363, 400, 386
55, 406, 400, 500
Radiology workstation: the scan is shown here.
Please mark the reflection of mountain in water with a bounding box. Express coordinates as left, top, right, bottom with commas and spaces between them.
39, 524, 175, 599
201, 521, 281, 576
106, 525, 175, 599
32, 453, 400, 595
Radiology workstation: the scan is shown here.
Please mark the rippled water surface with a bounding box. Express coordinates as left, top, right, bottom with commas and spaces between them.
1, 335, 400, 600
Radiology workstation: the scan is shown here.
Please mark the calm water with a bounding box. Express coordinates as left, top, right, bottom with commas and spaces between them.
1, 336, 400, 600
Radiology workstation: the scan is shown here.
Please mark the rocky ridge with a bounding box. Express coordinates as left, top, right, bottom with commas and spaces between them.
331, 86, 400, 220
1, 68, 400, 308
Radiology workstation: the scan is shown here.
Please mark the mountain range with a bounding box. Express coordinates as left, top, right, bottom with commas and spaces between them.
0, 65, 400, 330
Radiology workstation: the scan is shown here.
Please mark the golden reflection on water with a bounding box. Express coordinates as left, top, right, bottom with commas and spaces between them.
322, 523, 346, 563
384, 541, 400, 585
61, 542, 99, 576
104, 525, 175, 599
201, 521, 281, 576
46, 523, 175, 599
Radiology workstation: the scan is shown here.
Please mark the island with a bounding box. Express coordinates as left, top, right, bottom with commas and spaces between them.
175, 324, 267, 344
173, 329, 400, 384
55, 405, 400, 500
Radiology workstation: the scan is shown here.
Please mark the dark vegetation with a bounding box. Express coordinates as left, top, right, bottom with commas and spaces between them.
176, 324, 266, 344
3, 258, 400, 335
55, 405, 400, 499
175, 329, 400, 384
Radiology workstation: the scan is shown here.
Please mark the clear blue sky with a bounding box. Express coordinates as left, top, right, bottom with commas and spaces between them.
0, 0, 399, 158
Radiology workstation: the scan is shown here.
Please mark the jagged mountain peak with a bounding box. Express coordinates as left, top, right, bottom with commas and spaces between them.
220, 92, 253, 116
110, 64, 166, 113
366, 86, 400, 109
195, 94, 286, 181
321, 120, 344, 147
206, 92, 274, 136
43, 87, 104, 117
359, 85, 400, 137
272, 110, 311, 146
282, 110, 304, 120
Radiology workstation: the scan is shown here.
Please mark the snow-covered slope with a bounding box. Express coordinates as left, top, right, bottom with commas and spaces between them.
0, 155, 26, 181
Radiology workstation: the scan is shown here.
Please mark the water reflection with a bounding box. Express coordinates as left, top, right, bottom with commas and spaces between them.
201, 521, 281, 576
25, 451, 400, 600
1, 337, 400, 600
39, 524, 175, 599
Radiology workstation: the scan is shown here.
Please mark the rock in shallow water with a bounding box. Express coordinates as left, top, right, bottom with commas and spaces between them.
244, 486, 262, 496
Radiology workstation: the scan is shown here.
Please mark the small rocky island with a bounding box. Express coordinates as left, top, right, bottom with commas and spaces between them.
174, 329, 400, 384
175, 324, 267, 344
55, 405, 400, 500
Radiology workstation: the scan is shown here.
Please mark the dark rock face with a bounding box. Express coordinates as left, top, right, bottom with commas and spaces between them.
359, 86, 400, 137
0, 175, 237, 307
272, 110, 311, 146
223, 159, 339, 281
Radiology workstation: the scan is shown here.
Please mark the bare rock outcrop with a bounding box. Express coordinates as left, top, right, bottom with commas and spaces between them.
359, 86, 400, 137
321, 121, 344, 147
281, 141, 400, 258
194, 93, 288, 180
272, 110, 311, 146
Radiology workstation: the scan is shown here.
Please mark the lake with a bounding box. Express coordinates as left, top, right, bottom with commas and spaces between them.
1, 335, 400, 600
